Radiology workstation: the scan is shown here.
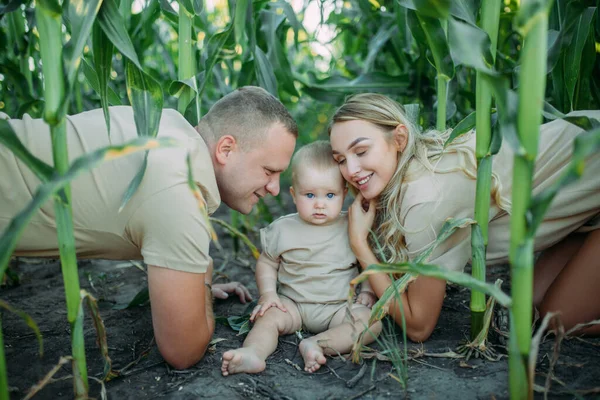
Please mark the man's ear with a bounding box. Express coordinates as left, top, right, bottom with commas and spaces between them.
214, 135, 237, 165
394, 124, 409, 153
289, 186, 297, 205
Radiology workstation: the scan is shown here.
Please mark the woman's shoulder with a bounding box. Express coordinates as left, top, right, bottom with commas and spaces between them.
400, 164, 476, 223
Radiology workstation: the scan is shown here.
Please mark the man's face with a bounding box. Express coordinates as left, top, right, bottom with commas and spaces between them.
218, 123, 296, 214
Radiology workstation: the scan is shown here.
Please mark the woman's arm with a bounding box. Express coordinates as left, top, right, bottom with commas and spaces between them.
348, 194, 447, 342
353, 242, 446, 342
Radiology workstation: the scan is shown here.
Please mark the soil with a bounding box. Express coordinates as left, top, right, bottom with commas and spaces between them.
2, 198, 600, 400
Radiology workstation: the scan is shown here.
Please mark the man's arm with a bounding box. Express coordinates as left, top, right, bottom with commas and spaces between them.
148, 265, 212, 369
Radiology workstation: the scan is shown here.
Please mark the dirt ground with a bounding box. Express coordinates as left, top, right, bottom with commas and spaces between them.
2, 200, 600, 399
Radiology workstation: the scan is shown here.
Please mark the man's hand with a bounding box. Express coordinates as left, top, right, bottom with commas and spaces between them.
250, 291, 287, 322
355, 291, 377, 308
212, 282, 252, 304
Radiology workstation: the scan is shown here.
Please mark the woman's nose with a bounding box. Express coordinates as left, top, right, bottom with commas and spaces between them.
346, 157, 360, 176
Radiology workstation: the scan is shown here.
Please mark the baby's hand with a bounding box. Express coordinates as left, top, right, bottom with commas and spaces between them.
250, 291, 287, 322
355, 291, 377, 308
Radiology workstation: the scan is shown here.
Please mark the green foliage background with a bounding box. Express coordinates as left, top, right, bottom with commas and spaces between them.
2, 0, 599, 152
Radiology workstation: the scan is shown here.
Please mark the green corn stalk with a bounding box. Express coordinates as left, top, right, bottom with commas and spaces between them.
35, 4, 88, 396
470, 0, 501, 341
177, 4, 198, 120
509, 1, 551, 397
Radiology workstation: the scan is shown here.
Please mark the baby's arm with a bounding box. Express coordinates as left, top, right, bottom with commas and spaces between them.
250, 252, 287, 322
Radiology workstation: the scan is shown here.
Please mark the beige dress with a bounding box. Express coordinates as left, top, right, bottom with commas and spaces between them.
260, 212, 360, 332
0, 107, 220, 274
400, 111, 600, 272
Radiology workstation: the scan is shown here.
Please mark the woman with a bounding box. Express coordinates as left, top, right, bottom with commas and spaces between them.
329, 93, 600, 341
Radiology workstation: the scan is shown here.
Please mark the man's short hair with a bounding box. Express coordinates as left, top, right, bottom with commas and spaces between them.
197, 86, 298, 150
291, 140, 341, 188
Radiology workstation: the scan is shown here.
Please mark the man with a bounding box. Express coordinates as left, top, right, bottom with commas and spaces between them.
0, 86, 298, 369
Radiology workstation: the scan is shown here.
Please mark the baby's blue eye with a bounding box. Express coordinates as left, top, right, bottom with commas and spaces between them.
327, 193, 335, 199
306, 193, 315, 199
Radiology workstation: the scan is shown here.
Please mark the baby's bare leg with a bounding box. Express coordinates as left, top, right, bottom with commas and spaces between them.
221, 297, 301, 376
299, 305, 382, 373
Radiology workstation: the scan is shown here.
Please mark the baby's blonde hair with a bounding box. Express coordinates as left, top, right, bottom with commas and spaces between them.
291, 140, 343, 189
329, 93, 509, 263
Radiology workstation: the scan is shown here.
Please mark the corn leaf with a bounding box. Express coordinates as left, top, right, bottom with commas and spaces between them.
81, 58, 121, 106
362, 262, 511, 308
259, 9, 298, 96
168, 77, 198, 98
397, 0, 450, 20
0, 299, 43, 356
178, 0, 203, 16
92, 21, 115, 136
0, 137, 178, 280
125, 61, 163, 139
563, 8, 596, 109
301, 72, 411, 104
112, 287, 149, 310
233, 0, 249, 48
448, 17, 496, 75
80, 290, 117, 381
363, 21, 397, 74
63, 0, 103, 88
119, 61, 164, 211
273, 0, 300, 48
444, 110, 476, 148
209, 217, 259, 259
0, 120, 53, 182
253, 45, 278, 96
35, 0, 61, 15
407, 11, 454, 80
0, 0, 24, 15
97, 0, 142, 70
197, 25, 233, 98
0, 62, 32, 100
547, 2, 588, 73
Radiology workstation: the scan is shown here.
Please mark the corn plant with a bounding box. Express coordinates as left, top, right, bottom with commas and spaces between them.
508, 1, 552, 397
469, 0, 502, 343
0, 0, 173, 397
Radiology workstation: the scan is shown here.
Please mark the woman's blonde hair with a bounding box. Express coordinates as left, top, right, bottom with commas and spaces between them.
328, 93, 509, 264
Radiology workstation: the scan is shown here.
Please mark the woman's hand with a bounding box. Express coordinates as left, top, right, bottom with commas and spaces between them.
348, 193, 377, 253
212, 282, 253, 304
250, 291, 287, 322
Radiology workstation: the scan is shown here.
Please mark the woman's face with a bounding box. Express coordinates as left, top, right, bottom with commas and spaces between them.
330, 120, 401, 200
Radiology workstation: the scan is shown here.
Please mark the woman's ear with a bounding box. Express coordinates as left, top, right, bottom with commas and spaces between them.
394, 124, 409, 153
215, 135, 237, 165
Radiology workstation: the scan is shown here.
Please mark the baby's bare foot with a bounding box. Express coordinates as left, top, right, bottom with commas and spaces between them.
221, 348, 266, 376
299, 339, 327, 373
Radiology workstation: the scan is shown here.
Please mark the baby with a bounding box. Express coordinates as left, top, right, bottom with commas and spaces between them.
221, 140, 382, 376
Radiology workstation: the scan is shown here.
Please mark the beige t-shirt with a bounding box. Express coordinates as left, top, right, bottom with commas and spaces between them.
260, 212, 358, 304
0, 106, 220, 273
399, 111, 600, 272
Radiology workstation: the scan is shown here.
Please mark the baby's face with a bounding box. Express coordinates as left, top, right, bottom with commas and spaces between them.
290, 166, 346, 225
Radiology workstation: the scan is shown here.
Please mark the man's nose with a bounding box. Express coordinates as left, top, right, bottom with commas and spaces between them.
265, 177, 280, 197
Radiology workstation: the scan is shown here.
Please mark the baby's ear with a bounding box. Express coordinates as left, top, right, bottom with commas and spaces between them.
289, 186, 297, 204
